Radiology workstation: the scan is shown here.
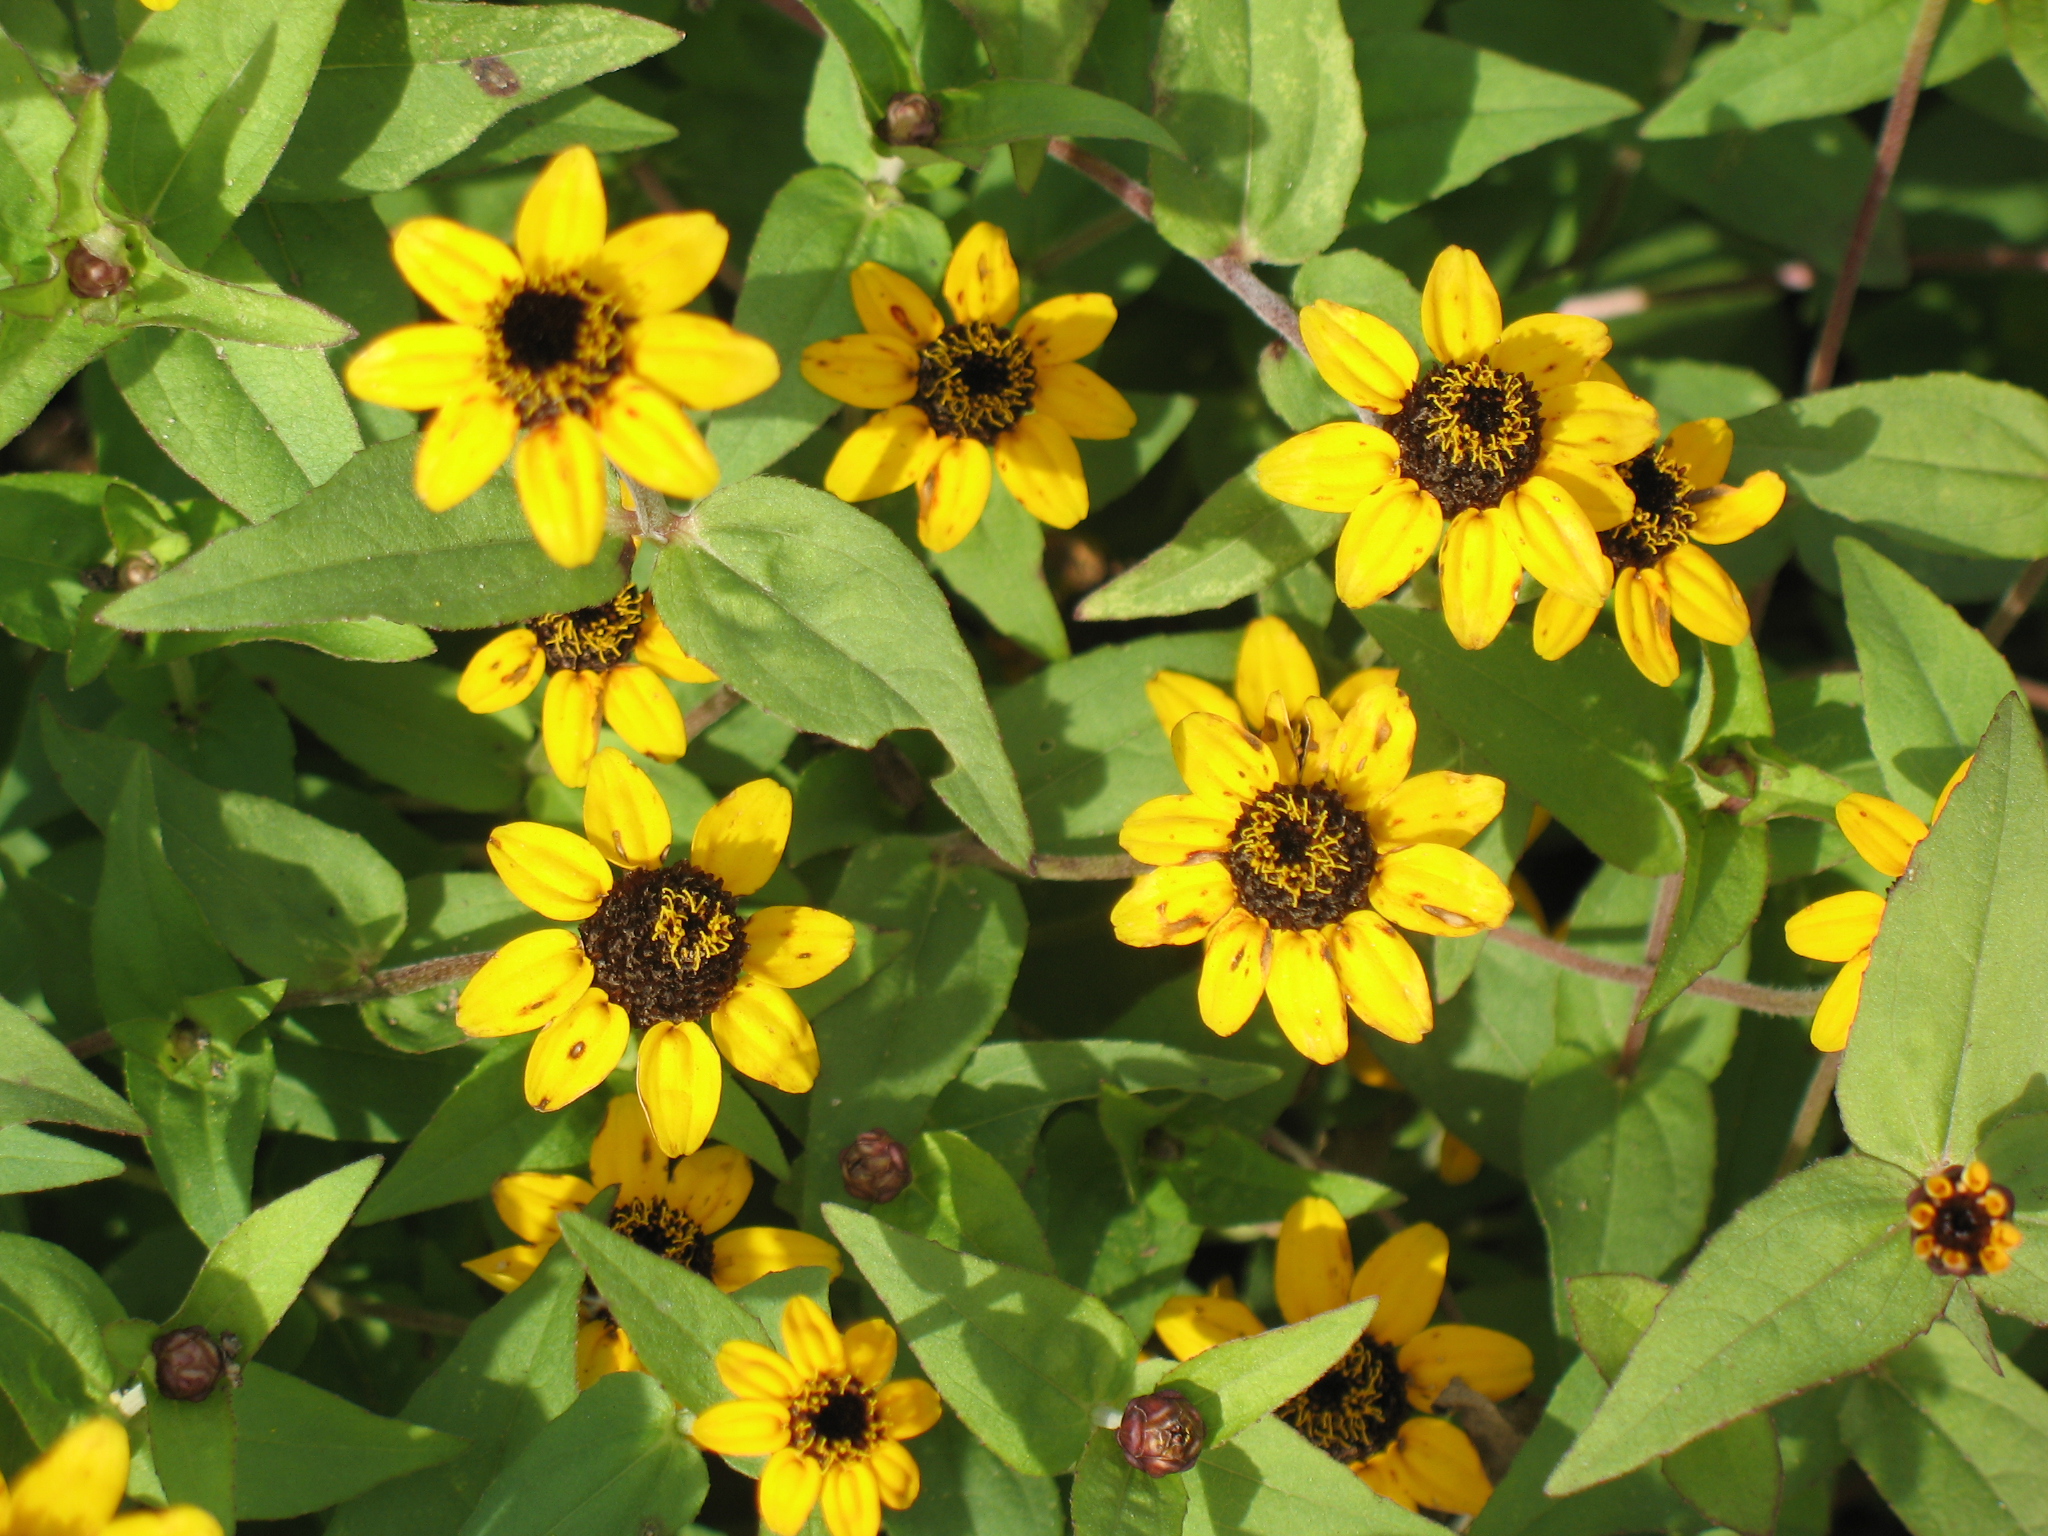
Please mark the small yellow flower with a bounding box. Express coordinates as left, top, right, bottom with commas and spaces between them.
1530, 416, 1786, 686
459, 750, 854, 1152
465, 1094, 841, 1387
799, 222, 1135, 551
0, 1418, 219, 1536
1154, 1199, 1532, 1516
1256, 246, 1659, 649
345, 146, 780, 569
458, 583, 717, 787
1908, 1160, 2025, 1276
1147, 614, 1397, 742
692, 1295, 942, 1536
1112, 679, 1513, 1063
1783, 759, 1971, 1052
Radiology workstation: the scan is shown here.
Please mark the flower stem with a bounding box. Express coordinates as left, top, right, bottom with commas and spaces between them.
1616, 872, 1684, 1079
1982, 557, 2048, 648
1778, 1049, 1843, 1178
1485, 923, 1823, 1018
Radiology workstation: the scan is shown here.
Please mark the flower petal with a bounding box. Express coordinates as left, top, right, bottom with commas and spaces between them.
876, 1379, 943, 1440
416, 393, 517, 511
1810, 950, 1869, 1052
717, 1338, 805, 1401
391, 218, 522, 326
1532, 587, 1600, 660
801, 332, 921, 410
1120, 792, 1235, 867
344, 323, 489, 411
593, 211, 727, 317
1387, 1418, 1491, 1516
1501, 475, 1610, 610
459, 628, 546, 713
711, 976, 820, 1092
1277, 1195, 1354, 1323
1299, 299, 1421, 413
1836, 792, 1927, 879
582, 747, 672, 868
850, 262, 944, 346
916, 436, 991, 552
1198, 906, 1269, 1038
1368, 770, 1503, 850
1438, 507, 1521, 652
488, 820, 612, 919
516, 411, 609, 568
943, 222, 1019, 326
1662, 542, 1748, 646
1784, 891, 1884, 963
10, 1419, 132, 1536
516, 145, 607, 276
1033, 362, 1135, 440
1327, 667, 1399, 720
993, 413, 1088, 528
491, 1170, 593, 1246
844, 1318, 897, 1387
1356, 1451, 1421, 1512
602, 664, 689, 762
692, 777, 792, 896
757, 1449, 824, 1536
590, 1091, 667, 1201
714, 1227, 845, 1294
1399, 1324, 1534, 1407
101, 1510, 227, 1536
821, 1460, 881, 1536
1153, 1293, 1266, 1360
870, 1439, 921, 1511
575, 1317, 644, 1388
665, 1143, 751, 1234
1372, 843, 1513, 937
1267, 928, 1349, 1065
1334, 482, 1444, 609
1331, 910, 1431, 1044
1665, 417, 1733, 491
1109, 861, 1237, 947
1351, 1222, 1448, 1346
635, 607, 718, 683
458, 928, 593, 1037
1325, 680, 1417, 810
1488, 312, 1608, 392
1015, 292, 1116, 365
595, 376, 720, 501
1934, 756, 1975, 822
780, 1293, 847, 1376
1172, 710, 1277, 803
744, 906, 857, 988
1147, 670, 1244, 737
1421, 246, 1502, 365
693, 1398, 795, 1457
825, 404, 943, 502
629, 311, 781, 410
1533, 448, 1633, 532
462, 1243, 547, 1293
541, 667, 604, 787
637, 1019, 723, 1156
1539, 380, 1659, 465
1688, 470, 1786, 545
1613, 565, 1680, 687
524, 989, 630, 1112
1257, 421, 1400, 514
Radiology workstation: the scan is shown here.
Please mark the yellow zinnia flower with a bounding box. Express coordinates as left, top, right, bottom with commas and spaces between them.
691, 1295, 943, 1536
464, 1093, 841, 1387
1256, 246, 1660, 649
457, 583, 717, 787
1783, 759, 1971, 1052
1154, 1200, 1532, 1516
0, 1418, 219, 1536
1530, 416, 1787, 686
458, 749, 854, 1154
799, 222, 1136, 551
1147, 614, 1397, 742
1112, 679, 1513, 1062
345, 146, 780, 569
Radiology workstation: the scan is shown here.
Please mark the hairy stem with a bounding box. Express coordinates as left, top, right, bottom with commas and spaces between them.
1778, 1050, 1843, 1178
305, 1282, 472, 1338
1486, 924, 1823, 1018
1982, 557, 2048, 648
1616, 872, 1684, 1079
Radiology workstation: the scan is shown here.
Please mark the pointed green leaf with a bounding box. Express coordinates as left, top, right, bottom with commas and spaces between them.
799, 0, 919, 114
0, 32, 75, 275
948, 0, 1111, 80
1070, 1425, 1187, 1536
0, 471, 114, 649
1973, 1106, 2048, 1326
0, 1124, 123, 1196
0, 998, 145, 1134
928, 478, 1069, 662
1566, 1272, 1667, 1383
1662, 1409, 1781, 1535
150, 1382, 238, 1533
127, 1039, 275, 1246
1636, 815, 1769, 1021
1184, 1416, 1441, 1536
933, 79, 1179, 157
1162, 1297, 1375, 1447
877, 1131, 1056, 1274
1160, 1123, 1397, 1229
234, 1362, 466, 1520
0, 1233, 122, 1446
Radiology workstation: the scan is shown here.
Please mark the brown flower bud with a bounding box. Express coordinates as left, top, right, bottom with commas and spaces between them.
1118, 1389, 1204, 1476
840, 1129, 911, 1203
879, 92, 940, 148
151, 1326, 226, 1402
66, 243, 129, 300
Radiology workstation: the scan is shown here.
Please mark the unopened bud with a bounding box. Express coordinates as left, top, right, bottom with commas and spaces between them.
151, 1326, 226, 1402
879, 92, 940, 148
840, 1128, 911, 1203
66, 243, 129, 300
1118, 1389, 1204, 1476
118, 552, 160, 589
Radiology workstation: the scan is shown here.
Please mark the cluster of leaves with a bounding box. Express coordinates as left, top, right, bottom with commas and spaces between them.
5, 1, 2048, 1535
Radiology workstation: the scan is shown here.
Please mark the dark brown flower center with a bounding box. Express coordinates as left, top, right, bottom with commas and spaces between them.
1385, 361, 1543, 515
915, 321, 1036, 443
1604, 448, 1696, 571
1276, 1337, 1409, 1462
790, 1376, 880, 1463
534, 586, 644, 672
1228, 785, 1377, 930
579, 863, 747, 1026
488, 276, 626, 426
609, 1196, 716, 1279
1908, 1162, 2017, 1276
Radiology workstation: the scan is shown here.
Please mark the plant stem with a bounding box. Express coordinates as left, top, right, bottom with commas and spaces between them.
1803, 0, 1950, 393
685, 684, 744, 739
1486, 924, 1824, 1018
1778, 1050, 1843, 1178
304, 1282, 472, 1338
1616, 872, 1684, 1079
1982, 557, 2048, 648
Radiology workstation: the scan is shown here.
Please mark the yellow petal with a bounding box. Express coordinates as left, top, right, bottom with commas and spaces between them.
1299, 299, 1421, 413
1327, 667, 1398, 722
850, 262, 944, 347
391, 218, 522, 327
1664, 417, 1733, 491
916, 436, 991, 552
943, 222, 1019, 326
595, 376, 719, 501
1688, 470, 1786, 545
844, 1318, 897, 1387
744, 906, 857, 988
1399, 1324, 1534, 1407
458, 928, 593, 1037
541, 667, 604, 788
1532, 587, 1600, 660
1539, 380, 1659, 465
692, 778, 792, 896
1171, 710, 1277, 803
629, 312, 781, 410
821, 1461, 881, 1536
717, 1337, 805, 1401
458, 628, 546, 713
1351, 1222, 1448, 1346
1933, 756, 1974, 822
583, 747, 672, 868
102, 1510, 224, 1536
516, 145, 607, 276
665, 1143, 751, 1233
1334, 482, 1444, 609
575, 1316, 644, 1389
1356, 1451, 1421, 1512
1153, 1293, 1266, 1360
1386, 1418, 1491, 1516
801, 332, 921, 410
1368, 770, 1503, 850
693, 1398, 795, 1457
1488, 312, 1608, 392
1836, 792, 1928, 879
1257, 421, 1400, 514
1331, 910, 1431, 1044
524, 990, 630, 1112
825, 404, 944, 502
1146, 671, 1244, 737
488, 820, 612, 919
1033, 363, 1135, 440
10, 1418, 129, 1536
1662, 542, 1748, 646
516, 411, 609, 567
1119, 792, 1235, 867
1231, 616, 1316, 730
1437, 1133, 1483, 1186
1420, 246, 1502, 365
601, 664, 689, 762
462, 1242, 547, 1293
1613, 565, 1680, 687
757, 1448, 825, 1536
1015, 292, 1117, 365
714, 1227, 845, 1293
1372, 843, 1513, 937
1438, 508, 1521, 652
711, 976, 820, 1092
870, 1439, 921, 1511
993, 413, 1088, 528
592, 211, 727, 318
491, 1170, 593, 1245
780, 1293, 847, 1377
1109, 861, 1237, 947
1266, 928, 1349, 1065
1810, 950, 1869, 1052
1501, 476, 1610, 610
1785, 891, 1884, 964
590, 1091, 667, 1201
1325, 680, 1417, 810
876, 1379, 942, 1440
634, 608, 718, 684
1198, 907, 1268, 1038
636, 1020, 723, 1156
1276, 1195, 1354, 1322
1533, 448, 1634, 532
344, 323, 489, 411
416, 393, 517, 512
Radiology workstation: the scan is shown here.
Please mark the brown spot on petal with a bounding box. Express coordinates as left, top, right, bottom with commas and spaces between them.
536, 1095, 554, 1110
1374, 720, 1391, 748
1421, 905, 1471, 928
466, 56, 521, 96
568, 1041, 586, 1059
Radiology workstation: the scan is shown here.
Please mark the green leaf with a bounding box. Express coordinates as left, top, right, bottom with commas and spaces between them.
1546, 1152, 1946, 1495
1293, 251, 1426, 353
127, 1037, 276, 1246
800, 0, 919, 115
949, 0, 1110, 80
1368, 607, 1691, 876
705, 168, 951, 487
439, 86, 677, 181
2012, 0, 2048, 110
876, 1130, 1056, 1273
825, 1204, 1136, 1476
1160, 1123, 1397, 1229
1836, 695, 2048, 1174
1184, 1415, 1441, 1536
1566, 1272, 1667, 1383
928, 478, 1069, 662
1974, 1106, 2048, 1326
457, 1371, 706, 1536
1069, 1425, 1187, 1536
266, 0, 681, 200
882, 1411, 1065, 1536
0, 315, 117, 446
1838, 538, 2020, 816
1147, 0, 1365, 262
0, 37, 74, 276
0, 471, 114, 649
0, 1233, 122, 1446
0, 997, 145, 1134
0, 1123, 124, 1196
1350, 31, 1638, 222
1637, 815, 1769, 1021
1162, 1297, 1375, 1446
934, 79, 1180, 158
102, 0, 350, 262
1662, 1409, 1782, 1536
234, 1362, 467, 1520
1657, 0, 1791, 24
150, 1381, 238, 1533
653, 476, 1032, 867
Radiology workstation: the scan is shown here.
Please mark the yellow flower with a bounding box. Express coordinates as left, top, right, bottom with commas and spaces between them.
458, 583, 718, 787
345, 146, 780, 569
458, 749, 855, 1153
1783, 759, 1972, 1052
464, 1094, 841, 1387
1112, 680, 1513, 1063
1530, 416, 1787, 686
691, 1295, 942, 1536
799, 222, 1136, 551
1147, 614, 1397, 742
0, 1418, 219, 1536
1255, 246, 1658, 649
1154, 1200, 1532, 1516
1909, 1160, 2025, 1276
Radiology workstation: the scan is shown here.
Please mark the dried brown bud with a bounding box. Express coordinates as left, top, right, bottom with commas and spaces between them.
879, 92, 940, 148
119, 552, 160, 589
1118, 1389, 1204, 1476
840, 1129, 911, 1203
66, 243, 129, 300
151, 1326, 226, 1402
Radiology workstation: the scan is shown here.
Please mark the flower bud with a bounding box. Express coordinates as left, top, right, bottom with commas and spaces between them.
151, 1326, 226, 1402
65, 242, 129, 300
879, 92, 940, 147
840, 1129, 911, 1203
119, 552, 160, 589
1118, 1389, 1204, 1476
